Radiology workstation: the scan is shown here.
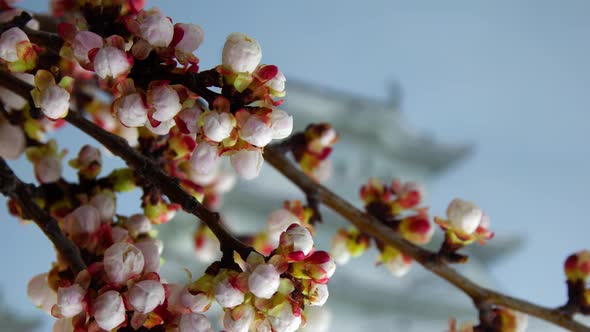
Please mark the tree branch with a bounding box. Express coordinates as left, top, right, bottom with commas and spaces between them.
0, 158, 86, 274
0, 71, 254, 260
263, 144, 589, 332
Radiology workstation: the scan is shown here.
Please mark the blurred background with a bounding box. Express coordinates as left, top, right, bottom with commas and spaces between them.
2, 0, 590, 331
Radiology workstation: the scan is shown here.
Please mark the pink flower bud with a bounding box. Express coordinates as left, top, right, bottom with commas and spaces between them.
124, 214, 152, 238
128, 280, 165, 313
135, 239, 162, 273
89, 191, 116, 222
0, 27, 28, 62
268, 302, 301, 332
93, 46, 131, 79
230, 149, 263, 180
27, 273, 57, 314
39, 85, 70, 119
35, 155, 62, 183
190, 142, 219, 174
248, 264, 280, 299
222, 32, 262, 73
114, 93, 148, 127
223, 304, 255, 332
447, 198, 483, 235
70, 145, 102, 179
103, 242, 145, 285
267, 209, 301, 247
280, 224, 314, 259
201, 111, 235, 142
139, 11, 174, 47
239, 114, 273, 147
269, 109, 292, 140
180, 313, 214, 332
266, 70, 286, 94
177, 106, 202, 134
214, 278, 245, 308
168, 284, 211, 313
307, 283, 329, 306
149, 84, 181, 122
0, 121, 25, 159
111, 226, 130, 243
56, 284, 85, 317
72, 31, 103, 64
93, 290, 125, 330
64, 205, 101, 236
174, 23, 204, 54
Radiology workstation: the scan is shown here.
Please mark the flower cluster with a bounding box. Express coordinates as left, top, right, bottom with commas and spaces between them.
188, 223, 335, 332
331, 178, 433, 277
290, 123, 338, 182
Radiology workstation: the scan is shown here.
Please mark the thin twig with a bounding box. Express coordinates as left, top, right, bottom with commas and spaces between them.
0, 158, 86, 274
263, 144, 590, 332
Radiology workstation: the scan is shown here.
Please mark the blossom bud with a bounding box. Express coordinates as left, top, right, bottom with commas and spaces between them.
446, 198, 483, 235
89, 191, 116, 222
139, 11, 174, 47
223, 304, 255, 332
307, 283, 329, 306
27, 273, 57, 314
114, 93, 149, 127
124, 214, 152, 238
72, 31, 103, 64
379, 246, 412, 277
222, 32, 262, 73
69, 145, 102, 179
279, 224, 314, 260
174, 23, 204, 54
135, 239, 162, 273
565, 250, 590, 281
230, 149, 263, 180
248, 264, 280, 299
214, 277, 245, 308
239, 114, 273, 147
64, 205, 101, 236
103, 242, 145, 285
149, 83, 181, 122
190, 142, 219, 174
268, 302, 302, 332
128, 280, 165, 313
56, 284, 85, 318
180, 313, 214, 332
168, 284, 211, 313
93, 290, 125, 331
177, 106, 202, 134
267, 209, 301, 247
269, 109, 293, 140
0, 121, 25, 160
111, 226, 130, 243
93, 46, 131, 79
201, 111, 235, 142
266, 70, 286, 95
399, 215, 433, 245
0, 27, 28, 62
39, 85, 70, 119
35, 155, 62, 183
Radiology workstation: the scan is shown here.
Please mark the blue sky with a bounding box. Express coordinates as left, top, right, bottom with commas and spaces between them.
3, 0, 590, 330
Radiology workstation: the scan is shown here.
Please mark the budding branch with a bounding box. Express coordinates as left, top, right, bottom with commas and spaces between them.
0, 12, 588, 332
